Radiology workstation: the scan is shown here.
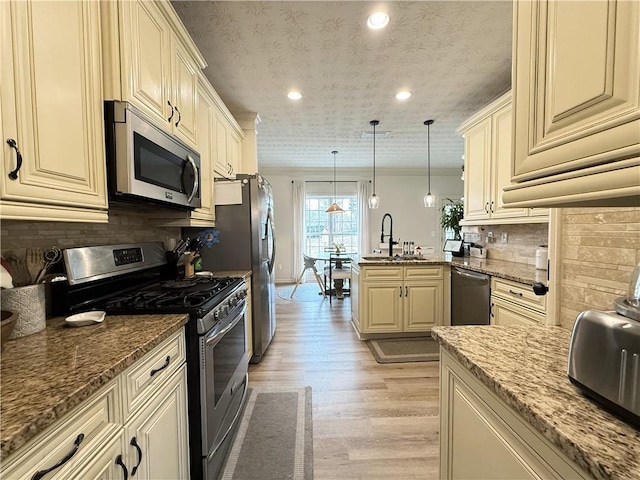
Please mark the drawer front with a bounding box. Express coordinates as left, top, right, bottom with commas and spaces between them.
2, 381, 120, 480
491, 296, 545, 326
123, 329, 186, 418
404, 265, 444, 280
362, 266, 403, 281
491, 277, 546, 313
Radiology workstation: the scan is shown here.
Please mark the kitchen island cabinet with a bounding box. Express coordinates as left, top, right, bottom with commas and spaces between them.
351, 261, 449, 338
505, 0, 640, 208
0, 0, 108, 223
0, 315, 189, 479
432, 325, 640, 480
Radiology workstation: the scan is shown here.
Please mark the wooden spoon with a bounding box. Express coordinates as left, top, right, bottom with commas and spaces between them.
25, 248, 44, 284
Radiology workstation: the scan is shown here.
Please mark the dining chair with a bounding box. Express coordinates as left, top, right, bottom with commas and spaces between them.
324, 254, 352, 304
290, 254, 326, 298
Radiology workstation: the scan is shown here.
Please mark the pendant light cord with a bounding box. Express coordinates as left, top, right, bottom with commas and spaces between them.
370, 120, 379, 194
332, 150, 338, 201
424, 119, 434, 193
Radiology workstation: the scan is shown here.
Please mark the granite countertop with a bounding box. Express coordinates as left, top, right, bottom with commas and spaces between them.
431, 325, 640, 480
0, 314, 188, 460
450, 256, 547, 286
209, 270, 252, 280
355, 254, 451, 266
356, 254, 545, 285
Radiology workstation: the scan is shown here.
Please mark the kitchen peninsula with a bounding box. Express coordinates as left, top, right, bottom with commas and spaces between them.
350, 254, 548, 338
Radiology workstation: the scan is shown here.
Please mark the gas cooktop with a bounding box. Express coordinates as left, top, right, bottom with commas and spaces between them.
104, 276, 242, 317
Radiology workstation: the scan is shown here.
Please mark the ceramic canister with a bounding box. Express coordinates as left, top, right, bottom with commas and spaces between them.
1, 283, 46, 338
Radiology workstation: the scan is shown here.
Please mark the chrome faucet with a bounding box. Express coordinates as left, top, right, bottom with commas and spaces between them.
381, 213, 396, 257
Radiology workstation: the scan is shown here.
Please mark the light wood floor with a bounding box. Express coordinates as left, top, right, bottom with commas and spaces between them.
248, 284, 440, 479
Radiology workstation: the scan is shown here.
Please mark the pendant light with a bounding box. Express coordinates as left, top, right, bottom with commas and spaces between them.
326, 150, 344, 214
423, 119, 436, 208
368, 120, 380, 209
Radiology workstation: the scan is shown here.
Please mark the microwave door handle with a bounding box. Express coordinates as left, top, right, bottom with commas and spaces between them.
185, 155, 199, 204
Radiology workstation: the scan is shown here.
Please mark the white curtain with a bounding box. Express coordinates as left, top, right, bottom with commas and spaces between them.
292, 180, 306, 281
357, 181, 370, 255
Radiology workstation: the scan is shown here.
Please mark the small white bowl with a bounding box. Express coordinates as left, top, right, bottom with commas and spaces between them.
65, 311, 106, 327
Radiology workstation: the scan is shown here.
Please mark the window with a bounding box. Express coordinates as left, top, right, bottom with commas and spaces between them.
304, 195, 358, 257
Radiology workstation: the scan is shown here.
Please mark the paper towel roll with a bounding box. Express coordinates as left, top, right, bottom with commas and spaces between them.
535, 247, 548, 270
1, 284, 46, 338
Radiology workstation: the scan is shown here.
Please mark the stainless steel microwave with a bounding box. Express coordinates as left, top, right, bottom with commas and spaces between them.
104, 101, 201, 210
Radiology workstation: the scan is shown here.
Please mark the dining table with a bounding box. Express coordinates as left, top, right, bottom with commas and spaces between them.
306, 252, 355, 299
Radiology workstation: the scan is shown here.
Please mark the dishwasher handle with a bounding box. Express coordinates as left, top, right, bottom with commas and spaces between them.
453, 267, 489, 282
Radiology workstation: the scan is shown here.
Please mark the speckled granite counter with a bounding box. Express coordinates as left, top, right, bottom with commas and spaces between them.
208, 270, 251, 281
355, 254, 450, 266
431, 325, 640, 480
0, 314, 188, 460
450, 257, 547, 285
355, 254, 546, 285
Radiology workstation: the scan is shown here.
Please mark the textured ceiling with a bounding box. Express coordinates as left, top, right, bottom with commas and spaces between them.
172, 1, 513, 170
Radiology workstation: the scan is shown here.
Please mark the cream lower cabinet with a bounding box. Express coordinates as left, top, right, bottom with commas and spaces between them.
440, 349, 589, 479
505, 0, 640, 208
355, 265, 446, 336
101, 0, 205, 151
123, 365, 189, 479
0, 0, 108, 223
458, 92, 547, 226
1, 329, 189, 480
350, 264, 361, 331
490, 277, 547, 326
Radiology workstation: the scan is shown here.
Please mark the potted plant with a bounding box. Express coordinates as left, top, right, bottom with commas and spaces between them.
440, 199, 464, 240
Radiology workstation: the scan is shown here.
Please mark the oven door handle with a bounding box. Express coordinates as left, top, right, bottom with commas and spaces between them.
205, 305, 246, 346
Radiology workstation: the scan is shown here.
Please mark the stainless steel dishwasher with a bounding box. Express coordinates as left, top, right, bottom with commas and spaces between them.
451, 266, 491, 325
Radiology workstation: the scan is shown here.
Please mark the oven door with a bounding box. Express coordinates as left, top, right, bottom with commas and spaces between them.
200, 302, 248, 456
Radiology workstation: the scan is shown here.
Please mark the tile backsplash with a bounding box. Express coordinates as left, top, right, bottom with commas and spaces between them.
464, 223, 549, 265
558, 207, 640, 330
1, 207, 180, 257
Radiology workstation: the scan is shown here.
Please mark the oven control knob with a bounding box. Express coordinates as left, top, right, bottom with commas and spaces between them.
230, 297, 238, 307
238, 290, 247, 299
213, 310, 220, 322
221, 305, 229, 317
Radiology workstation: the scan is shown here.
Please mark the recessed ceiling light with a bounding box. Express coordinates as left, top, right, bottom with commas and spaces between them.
287, 91, 302, 100
367, 12, 389, 30
395, 91, 411, 100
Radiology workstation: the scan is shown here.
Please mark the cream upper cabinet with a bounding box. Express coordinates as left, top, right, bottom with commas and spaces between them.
505, 0, 640, 208
458, 92, 547, 225
0, 0, 108, 223
213, 104, 245, 179
101, 0, 206, 150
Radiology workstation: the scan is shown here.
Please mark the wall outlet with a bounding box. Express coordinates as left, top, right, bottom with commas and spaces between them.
501, 232, 508, 243
277, 263, 282, 270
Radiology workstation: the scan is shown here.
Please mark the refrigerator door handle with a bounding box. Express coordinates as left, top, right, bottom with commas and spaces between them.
266, 208, 276, 274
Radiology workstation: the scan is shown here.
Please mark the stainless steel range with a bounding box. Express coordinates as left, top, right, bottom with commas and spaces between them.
59, 242, 248, 480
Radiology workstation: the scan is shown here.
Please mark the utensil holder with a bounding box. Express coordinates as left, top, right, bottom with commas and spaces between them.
0, 284, 46, 338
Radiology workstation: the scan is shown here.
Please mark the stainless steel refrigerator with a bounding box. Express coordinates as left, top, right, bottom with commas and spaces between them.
189, 174, 276, 363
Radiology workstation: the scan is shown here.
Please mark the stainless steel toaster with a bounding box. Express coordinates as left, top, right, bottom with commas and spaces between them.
568, 309, 640, 427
